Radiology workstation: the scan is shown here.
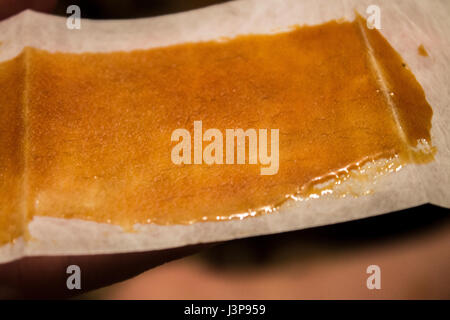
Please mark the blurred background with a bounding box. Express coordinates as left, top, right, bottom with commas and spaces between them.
1, 0, 449, 299
0, 0, 233, 20
83, 205, 450, 299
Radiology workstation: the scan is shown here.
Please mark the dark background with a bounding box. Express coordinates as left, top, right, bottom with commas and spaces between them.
53, 0, 233, 19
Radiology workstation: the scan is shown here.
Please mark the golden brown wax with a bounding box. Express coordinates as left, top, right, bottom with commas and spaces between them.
0, 18, 433, 244
418, 44, 429, 57
0, 53, 26, 243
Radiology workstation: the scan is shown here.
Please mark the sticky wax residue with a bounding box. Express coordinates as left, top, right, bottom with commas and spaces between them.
0, 17, 434, 244
418, 44, 429, 57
